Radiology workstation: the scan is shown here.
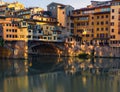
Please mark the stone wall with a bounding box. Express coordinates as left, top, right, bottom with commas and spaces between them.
94, 46, 120, 58
80, 45, 120, 58
0, 41, 28, 59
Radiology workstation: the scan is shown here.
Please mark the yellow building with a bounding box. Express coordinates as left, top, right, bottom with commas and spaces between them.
0, 16, 28, 42
47, 2, 74, 35
32, 14, 57, 23
110, 0, 120, 47
7, 1, 24, 10
72, 1, 111, 45
15, 7, 44, 19
73, 7, 94, 44
0, 1, 24, 16
93, 5, 110, 45
0, 4, 6, 16
25, 16, 59, 41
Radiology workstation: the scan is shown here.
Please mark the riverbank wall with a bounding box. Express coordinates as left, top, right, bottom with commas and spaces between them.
80, 45, 120, 58
0, 41, 28, 59
1, 41, 120, 59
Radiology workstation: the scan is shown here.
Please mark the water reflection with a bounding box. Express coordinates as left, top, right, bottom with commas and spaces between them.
0, 59, 29, 77
2, 72, 120, 92
0, 56, 120, 92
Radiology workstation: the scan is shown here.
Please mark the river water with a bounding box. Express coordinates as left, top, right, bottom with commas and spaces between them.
0, 56, 120, 92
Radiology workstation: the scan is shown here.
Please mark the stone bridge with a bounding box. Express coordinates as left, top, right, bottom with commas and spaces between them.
28, 41, 66, 56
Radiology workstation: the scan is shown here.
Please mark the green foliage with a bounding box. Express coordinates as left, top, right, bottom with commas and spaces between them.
78, 53, 89, 59
0, 38, 4, 47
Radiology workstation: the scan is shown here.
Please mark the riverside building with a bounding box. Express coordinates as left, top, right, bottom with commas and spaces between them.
72, 1, 111, 45
0, 16, 28, 42
110, 0, 120, 47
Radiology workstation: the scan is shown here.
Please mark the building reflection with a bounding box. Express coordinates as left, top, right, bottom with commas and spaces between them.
4, 76, 29, 92
0, 57, 120, 92
0, 59, 29, 78
63, 57, 120, 76
1, 71, 120, 92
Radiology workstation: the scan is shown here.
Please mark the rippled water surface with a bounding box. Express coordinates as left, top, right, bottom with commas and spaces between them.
0, 56, 120, 92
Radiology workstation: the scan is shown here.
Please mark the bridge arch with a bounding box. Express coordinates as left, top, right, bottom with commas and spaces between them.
29, 42, 64, 56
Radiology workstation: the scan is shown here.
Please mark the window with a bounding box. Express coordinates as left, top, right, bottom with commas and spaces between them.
106, 15, 108, 18
91, 29, 94, 33
97, 28, 99, 31
111, 22, 114, 26
15, 29, 17, 32
12, 24, 14, 27
28, 35, 31, 38
86, 22, 89, 25
15, 24, 18, 27
71, 23, 74, 27
23, 22, 26, 26
6, 35, 9, 38
97, 22, 99, 25
112, 29, 114, 32
106, 28, 108, 31
112, 16, 114, 19
15, 35, 17, 38
101, 16, 104, 18
54, 36, 56, 40
20, 35, 24, 38
119, 8, 120, 14
9, 24, 11, 26
91, 34, 94, 37
77, 23, 80, 26
6, 29, 8, 32
6, 8, 8, 10
86, 34, 89, 37
101, 22, 104, 25
77, 11, 80, 14
44, 37, 47, 39
12, 29, 14, 32
53, 7, 55, 9
91, 22, 94, 25
106, 34, 108, 37
100, 34, 104, 38
9, 35, 11, 38
106, 21, 108, 24
97, 16, 99, 19
77, 29, 83, 33
50, 7, 52, 10
97, 34, 99, 37
39, 30, 42, 33
79, 17, 88, 20
6, 24, 8, 26
101, 28, 104, 31
118, 30, 120, 34
112, 9, 114, 13
113, 35, 115, 39
46, 26, 48, 29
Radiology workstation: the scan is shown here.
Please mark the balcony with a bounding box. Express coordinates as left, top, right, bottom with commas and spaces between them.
19, 21, 28, 28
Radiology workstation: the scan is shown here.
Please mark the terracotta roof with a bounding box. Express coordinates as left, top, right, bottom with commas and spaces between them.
47, 2, 65, 7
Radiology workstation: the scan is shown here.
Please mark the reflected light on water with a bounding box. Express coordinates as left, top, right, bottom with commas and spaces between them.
0, 56, 120, 92
82, 76, 87, 87
4, 76, 29, 92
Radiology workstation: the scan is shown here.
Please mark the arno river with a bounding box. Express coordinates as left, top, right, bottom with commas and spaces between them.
0, 56, 120, 92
